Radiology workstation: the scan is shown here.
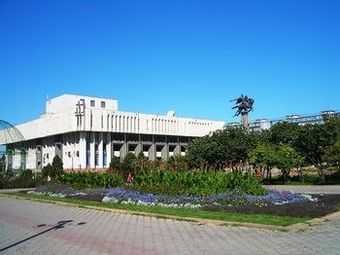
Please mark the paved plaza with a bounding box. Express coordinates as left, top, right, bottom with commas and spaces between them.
1, 197, 340, 255
265, 185, 340, 195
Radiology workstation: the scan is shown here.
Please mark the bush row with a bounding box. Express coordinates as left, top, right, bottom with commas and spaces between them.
57, 169, 266, 196
57, 172, 125, 190
0, 170, 44, 189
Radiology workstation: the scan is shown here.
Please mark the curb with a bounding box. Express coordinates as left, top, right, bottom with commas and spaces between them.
1, 193, 339, 233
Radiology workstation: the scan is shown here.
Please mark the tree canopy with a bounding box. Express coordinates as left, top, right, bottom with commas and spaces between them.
186, 116, 340, 182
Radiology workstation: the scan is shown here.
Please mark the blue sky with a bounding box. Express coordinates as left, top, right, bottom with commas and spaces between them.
0, 0, 339, 125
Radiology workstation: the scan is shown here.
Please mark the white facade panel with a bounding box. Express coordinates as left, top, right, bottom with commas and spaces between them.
16, 94, 224, 138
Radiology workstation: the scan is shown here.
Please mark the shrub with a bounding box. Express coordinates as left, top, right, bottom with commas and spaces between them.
120, 153, 137, 176
51, 155, 63, 177
109, 156, 121, 172
132, 169, 266, 196
0, 169, 44, 188
41, 155, 64, 180
42, 163, 53, 179
58, 172, 125, 189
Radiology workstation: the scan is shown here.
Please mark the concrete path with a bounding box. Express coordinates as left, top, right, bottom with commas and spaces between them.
1, 197, 340, 254
0, 188, 35, 194
265, 185, 340, 194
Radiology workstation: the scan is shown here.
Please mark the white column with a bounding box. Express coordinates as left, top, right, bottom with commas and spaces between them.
148, 144, 156, 161
161, 144, 169, 160
98, 132, 103, 168
90, 132, 95, 168
79, 132, 86, 169
106, 133, 112, 167
174, 144, 181, 156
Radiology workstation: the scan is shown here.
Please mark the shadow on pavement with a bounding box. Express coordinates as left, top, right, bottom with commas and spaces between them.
0, 220, 86, 252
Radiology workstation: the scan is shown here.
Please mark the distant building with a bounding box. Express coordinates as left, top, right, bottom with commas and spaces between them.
249, 119, 271, 132
1, 94, 224, 170
227, 110, 339, 132
271, 110, 339, 126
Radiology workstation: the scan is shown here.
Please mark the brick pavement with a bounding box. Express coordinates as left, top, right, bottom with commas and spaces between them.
1, 197, 340, 255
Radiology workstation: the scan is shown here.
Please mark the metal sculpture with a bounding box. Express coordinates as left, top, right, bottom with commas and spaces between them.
230, 94, 254, 116
230, 94, 254, 130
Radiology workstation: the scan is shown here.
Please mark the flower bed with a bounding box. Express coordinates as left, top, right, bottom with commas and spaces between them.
101, 187, 315, 208
26, 183, 340, 218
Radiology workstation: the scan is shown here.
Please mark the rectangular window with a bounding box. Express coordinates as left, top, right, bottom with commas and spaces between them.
103, 135, 107, 167
95, 144, 99, 166
90, 100, 95, 107
101, 101, 105, 108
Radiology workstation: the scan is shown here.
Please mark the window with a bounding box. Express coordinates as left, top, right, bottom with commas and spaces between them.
101, 101, 105, 108
90, 100, 95, 107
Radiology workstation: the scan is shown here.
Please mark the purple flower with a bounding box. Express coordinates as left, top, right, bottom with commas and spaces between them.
103, 188, 314, 208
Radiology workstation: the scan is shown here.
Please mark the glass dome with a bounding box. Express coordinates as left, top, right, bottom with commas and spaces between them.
0, 120, 25, 145
0, 120, 26, 171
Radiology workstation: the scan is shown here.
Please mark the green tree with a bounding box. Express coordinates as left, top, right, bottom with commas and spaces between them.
218, 127, 255, 166
275, 144, 303, 183
270, 122, 300, 146
186, 135, 224, 170
249, 144, 276, 179
323, 140, 340, 173
324, 117, 340, 140
250, 129, 271, 146
295, 124, 333, 183
51, 155, 63, 177
42, 163, 53, 179
41, 155, 64, 180
187, 127, 255, 170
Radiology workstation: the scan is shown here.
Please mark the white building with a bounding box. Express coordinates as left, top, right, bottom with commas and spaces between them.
4, 94, 225, 170
249, 119, 271, 132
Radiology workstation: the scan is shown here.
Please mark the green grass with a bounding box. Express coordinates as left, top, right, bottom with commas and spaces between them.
4, 192, 310, 227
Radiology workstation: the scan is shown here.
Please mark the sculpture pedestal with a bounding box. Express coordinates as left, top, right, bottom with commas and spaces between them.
241, 113, 249, 131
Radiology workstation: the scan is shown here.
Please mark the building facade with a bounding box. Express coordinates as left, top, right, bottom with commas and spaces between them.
4, 94, 225, 170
